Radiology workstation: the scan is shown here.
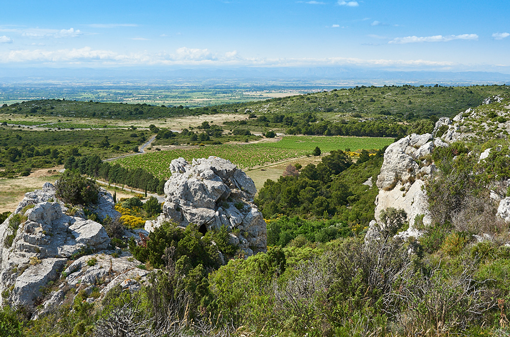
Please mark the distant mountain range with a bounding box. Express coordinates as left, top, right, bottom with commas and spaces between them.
1, 66, 509, 86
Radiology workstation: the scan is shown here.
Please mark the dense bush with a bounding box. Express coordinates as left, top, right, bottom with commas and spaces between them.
129, 222, 236, 269
55, 170, 99, 205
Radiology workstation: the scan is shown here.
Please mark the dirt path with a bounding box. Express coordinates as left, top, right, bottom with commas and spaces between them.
104, 134, 156, 162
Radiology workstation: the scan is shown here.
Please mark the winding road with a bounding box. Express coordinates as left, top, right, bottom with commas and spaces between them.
104, 135, 157, 162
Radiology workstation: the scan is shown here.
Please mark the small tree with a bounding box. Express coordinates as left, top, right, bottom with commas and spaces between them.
55, 170, 99, 205
144, 197, 162, 217
265, 130, 276, 138
312, 146, 321, 156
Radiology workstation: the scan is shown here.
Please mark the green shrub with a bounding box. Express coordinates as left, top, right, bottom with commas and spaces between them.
55, 170, 99, 205
121, 197, 143, 209
0, 212, 11, 224
129, 222, 224, 269
420, 223, 452, 254
441, 232, 467, 256
143, 196, 161, 217
0, 307, 23, 337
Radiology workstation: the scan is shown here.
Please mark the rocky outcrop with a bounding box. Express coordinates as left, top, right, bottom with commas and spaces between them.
372, 134, 437, 238
0, 183, 145, 314
146, 157, 267, 256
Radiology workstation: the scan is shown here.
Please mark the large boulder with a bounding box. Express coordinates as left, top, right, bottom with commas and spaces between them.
146, 157, 267, 255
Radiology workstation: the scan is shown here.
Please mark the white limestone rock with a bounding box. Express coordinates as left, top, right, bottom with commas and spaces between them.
10, 258, 67, 308
375, 180, 431, 229
376, 135, 422, 190
433, 117, 451, 136
479, 148, 491, 162
146, 157, 267, 255
497, 197, 510, 222
89, 189, 121, 222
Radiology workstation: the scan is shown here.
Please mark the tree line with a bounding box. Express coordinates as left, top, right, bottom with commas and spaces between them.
65, 155, 165, 194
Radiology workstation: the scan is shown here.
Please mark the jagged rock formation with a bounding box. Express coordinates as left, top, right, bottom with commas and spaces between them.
0, 183, 146, 315
374, 133, 436, 231
146, 157, 267, 256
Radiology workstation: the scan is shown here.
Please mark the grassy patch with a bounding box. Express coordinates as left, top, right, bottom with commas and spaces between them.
257, 135, 394, 152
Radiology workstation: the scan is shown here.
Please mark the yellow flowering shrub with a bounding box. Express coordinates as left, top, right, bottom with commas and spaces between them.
120, 215, 146, 229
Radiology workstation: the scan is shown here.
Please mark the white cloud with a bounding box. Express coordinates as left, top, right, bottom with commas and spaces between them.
389, 34, 478, 44
0, 36, 12, 43
368, 34, 387, 39
493, 32, 510, 40
304, 1, 326, 4
0, 46, 457, 70
20, 27, 82, 38
89, 24, 138, 28
132, 37, 149, 41
175, 47, 215, 61
332, 24, 340, 28
338, 1, 359, 7
56, 28, 82, 38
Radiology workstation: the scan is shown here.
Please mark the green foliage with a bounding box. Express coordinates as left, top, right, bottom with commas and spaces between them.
257, 148, 383, 225
441, 232, 468, 256
420, 222, 453, 254
5, 214, 24, 248
143, 196, 161, 217
121, 197, 143, 209
264, 130, 276, 138
0, 307, 23, 337
312, 146, 321, 156
55, 170, 99, 205
66, 155, 164, 195
0, 211, 11, 224
129, 222, 225, 269
267, 216, 352, 247
0, 126, 152, 177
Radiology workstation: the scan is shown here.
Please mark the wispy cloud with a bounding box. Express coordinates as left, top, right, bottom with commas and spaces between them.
368, 34, 387, 39
0, 36, 12, 43
18, 27, 82, 38
89, 24, 138, 28
332, 24, 340, 28
298, 1, 326, 4
493, 32, 510, 40
389, 34, 478, 44
338, 1, 359, 7
371, 21, 391, 27
132, 37, 149, 41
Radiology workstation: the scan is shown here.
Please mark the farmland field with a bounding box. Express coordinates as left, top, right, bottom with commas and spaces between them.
256, 136, 394, 152
115, 144, 310, 180
114, 136, 394, 180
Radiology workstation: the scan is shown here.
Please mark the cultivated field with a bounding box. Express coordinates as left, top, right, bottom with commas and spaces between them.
114, 135, 393, 180
256, 135, 394, 152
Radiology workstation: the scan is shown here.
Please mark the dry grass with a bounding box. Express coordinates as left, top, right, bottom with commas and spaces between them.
0, 168, 61, 213
246, 155, 323, 192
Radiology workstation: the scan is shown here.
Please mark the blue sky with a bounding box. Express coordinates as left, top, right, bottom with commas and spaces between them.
0, 0, 509, 72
